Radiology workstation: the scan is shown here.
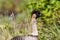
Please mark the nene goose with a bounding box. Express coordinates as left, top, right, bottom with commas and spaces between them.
11, 9, 42, 40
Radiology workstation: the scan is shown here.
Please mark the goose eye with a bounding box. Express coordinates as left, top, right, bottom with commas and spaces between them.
39, 14, 43, 17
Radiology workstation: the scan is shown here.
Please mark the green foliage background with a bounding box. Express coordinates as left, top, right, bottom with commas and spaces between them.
0, 0, 60, 40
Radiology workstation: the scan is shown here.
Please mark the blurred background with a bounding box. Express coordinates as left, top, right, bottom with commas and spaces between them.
0, 0, 60, 40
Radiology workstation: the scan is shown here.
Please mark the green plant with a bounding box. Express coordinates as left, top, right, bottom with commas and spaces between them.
0, 0, 60, 40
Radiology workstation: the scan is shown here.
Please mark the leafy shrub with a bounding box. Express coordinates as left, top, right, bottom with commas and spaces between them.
26, 0, 60, 40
